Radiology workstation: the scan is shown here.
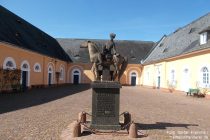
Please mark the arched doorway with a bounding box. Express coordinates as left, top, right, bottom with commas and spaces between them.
21, 61, 30, 91
72, 69, 81, 84
48, 65, 53, 86
130, 71, 137, 86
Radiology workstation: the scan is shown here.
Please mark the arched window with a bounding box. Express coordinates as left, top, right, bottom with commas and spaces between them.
171, 70, 175, 82
131, 72, 136, 76
74, 70, 79, 74
60, 67, 64, 80
3, 57, 16, 70
6, 61, 14, 68
184, 68, 189, 73
34, 63, 41, 72
21, 60, 30, 71
49, 67, 52, 72
22, 64, 28, 69
201, 67, 209, 87
169, 69, 176, 86
147, 72, 150, 81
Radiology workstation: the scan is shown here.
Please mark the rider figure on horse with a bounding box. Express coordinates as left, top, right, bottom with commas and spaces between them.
102, 33, 117, 61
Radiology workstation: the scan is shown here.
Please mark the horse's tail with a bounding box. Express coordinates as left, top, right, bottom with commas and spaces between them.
118, 56, 128, 81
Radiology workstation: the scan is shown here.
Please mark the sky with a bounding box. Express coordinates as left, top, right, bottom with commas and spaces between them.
1, 0, 210, 41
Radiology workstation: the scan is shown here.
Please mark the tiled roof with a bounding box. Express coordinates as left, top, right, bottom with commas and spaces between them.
0, 6, 71, 62
143, 12, 210, 65
57, 38, 155, 64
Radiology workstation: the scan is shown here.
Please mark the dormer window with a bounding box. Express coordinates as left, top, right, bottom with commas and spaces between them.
200, 32, 207, 45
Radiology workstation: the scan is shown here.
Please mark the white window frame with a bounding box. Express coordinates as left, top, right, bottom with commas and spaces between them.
147, 71, 150, 81
201, 67, 209, 88
169, 69, 176, 86
33, 63, 41, 72
3, 57, 17, 70
59, 66, 65, 81
48, 64, 54, 84
20, 60, 30, 87
200, 32, 207, 45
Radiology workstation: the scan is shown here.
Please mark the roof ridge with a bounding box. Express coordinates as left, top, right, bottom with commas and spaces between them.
56, 38, 154, 43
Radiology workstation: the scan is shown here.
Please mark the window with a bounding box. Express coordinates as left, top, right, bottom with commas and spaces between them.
131, 72, 136, 76
171, 70, 175, 81
21, 61, 30, 71
170, 70, 176, 86
60, 67, 64, 80
159, 43, 163, 47
189, 28, 196, 34
3, 57, 16, 70
200, 32, 207, 45
6, 61, 14, 68
48, 67, 52, 73
22, 64, 28, 69
163, 48, 168, 53
147, 72, 150, 81
184, 68, 189, 73
201, 67, 209, 87
74, 70, 79, 74
16, 19, 22, 24
34, 63, 41, 72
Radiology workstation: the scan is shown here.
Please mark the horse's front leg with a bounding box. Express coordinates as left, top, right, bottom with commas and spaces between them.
93, 63, 100, 81
91, 64, 97, 81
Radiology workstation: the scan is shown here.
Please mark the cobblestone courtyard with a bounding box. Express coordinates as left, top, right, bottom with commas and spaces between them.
0, 85, 210, 140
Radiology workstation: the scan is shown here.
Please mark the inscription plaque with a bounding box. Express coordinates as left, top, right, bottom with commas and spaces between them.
91, 81, 121, 130
97, 92, 115, 117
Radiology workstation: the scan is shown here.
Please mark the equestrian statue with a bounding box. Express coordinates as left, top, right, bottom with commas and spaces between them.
80, 33, 128, 82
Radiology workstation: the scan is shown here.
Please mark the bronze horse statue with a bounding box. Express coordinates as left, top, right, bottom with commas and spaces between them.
81, 41, 128, 81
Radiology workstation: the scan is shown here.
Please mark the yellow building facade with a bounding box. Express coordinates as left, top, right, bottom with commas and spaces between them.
57, 39, 153, 86
0, 41, 145, 88
141, 13, 210, 98
142, 49, 210, 91
0, 42, 69, 87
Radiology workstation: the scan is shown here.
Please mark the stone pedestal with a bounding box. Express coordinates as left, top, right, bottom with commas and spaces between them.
90, 81, 121, 130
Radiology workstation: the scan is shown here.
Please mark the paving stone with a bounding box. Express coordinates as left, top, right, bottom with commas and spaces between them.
0, 85, 209, 140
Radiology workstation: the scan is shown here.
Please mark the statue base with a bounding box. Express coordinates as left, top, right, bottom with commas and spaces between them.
90, 81, 121, 130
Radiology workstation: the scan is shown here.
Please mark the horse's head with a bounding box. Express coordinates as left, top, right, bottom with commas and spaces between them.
80, 40, 91, 48
80, 40, 100, 56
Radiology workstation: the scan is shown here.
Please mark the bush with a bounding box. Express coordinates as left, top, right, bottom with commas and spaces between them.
0, 68, 21, 93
